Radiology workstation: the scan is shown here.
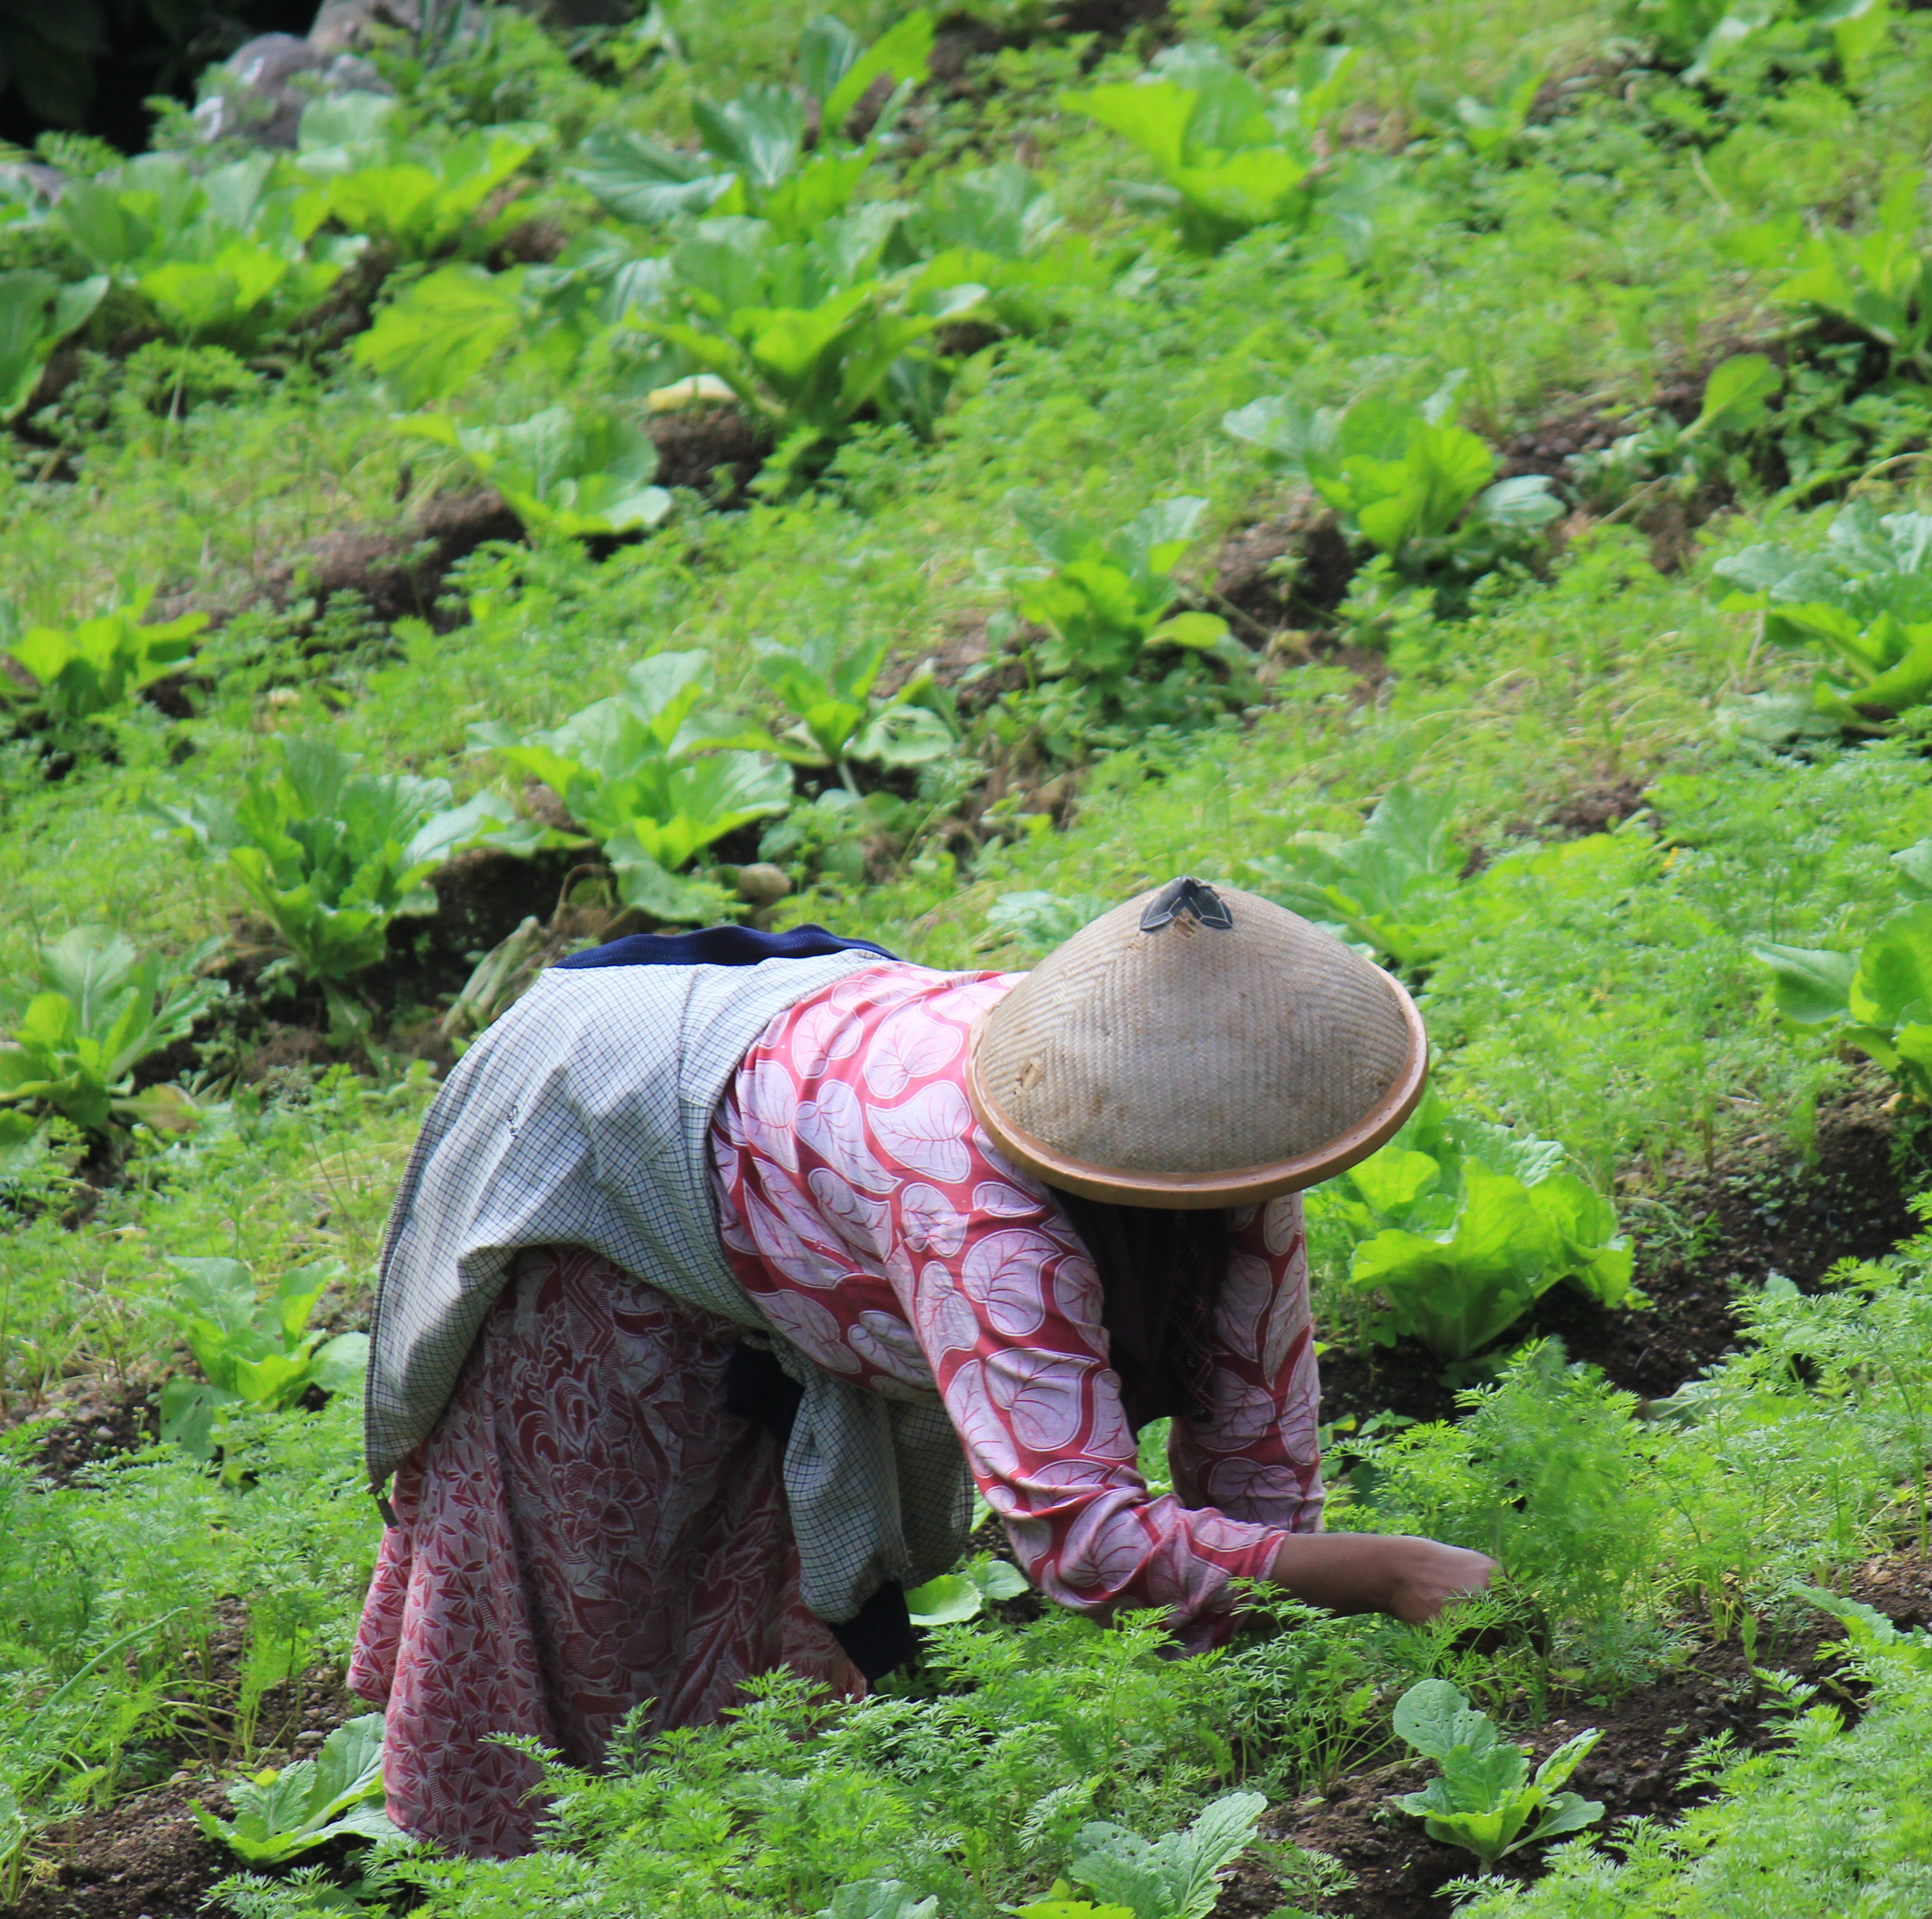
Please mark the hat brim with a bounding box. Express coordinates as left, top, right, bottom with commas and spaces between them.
964, 968, 1429, 1210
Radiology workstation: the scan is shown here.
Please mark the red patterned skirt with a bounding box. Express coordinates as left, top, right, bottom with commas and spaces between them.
348, 1244, 861, 1858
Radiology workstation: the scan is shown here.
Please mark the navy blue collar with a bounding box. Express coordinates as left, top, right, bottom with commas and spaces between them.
552, 923, 898, 971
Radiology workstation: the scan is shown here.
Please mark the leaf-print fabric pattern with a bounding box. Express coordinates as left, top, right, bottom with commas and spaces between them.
351, 965, 1324, 1863
349, 1245, 858, 1860
710, 965, 1325, 1653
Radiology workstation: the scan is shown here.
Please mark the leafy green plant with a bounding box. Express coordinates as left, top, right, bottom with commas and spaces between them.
151, 737, 505, 992
1223, 389, 1558, 572
1358, 1342, 1668, 1665
641, 210, 989, 459
1726, 168, 1932, 380
1632, 0, 1892, 78
911, 164, 1109, 336
194, 1712, 398, 1863
159, 1257, 369, 1459
1568, 352, 1786, 517
1715, 500, 1932, 727
984, 889, 1109, 955
1244, 784, 1463, 970
2, 598, 207, 728
1063, 42, 1353, 253
55, 151, 362, 348
1410, 61, 1543, 160
1389, 1679, 1601, 1872
471, 650, 793, 919
1006, 490, 1230, 691
402, 405, 671, 538
295, 91, 546, 261
1306, 1088, 1632, 1358
904, 1553, 1029, 1625
1059, 1790, 1267, 1919
0, 927, 224, 1138
351, 262, 527, 408
0, 270, 105, 422
571, 12, 933, 238
1752, 843, 1932, 1100
753, 632, 960, 784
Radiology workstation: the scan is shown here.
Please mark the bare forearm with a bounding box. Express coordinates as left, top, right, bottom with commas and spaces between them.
1267, 1532, 1496, 1624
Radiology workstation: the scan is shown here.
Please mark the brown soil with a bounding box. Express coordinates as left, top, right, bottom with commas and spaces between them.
6, 1381, 160, 1488
1213, 1552, 1932, 1918
649, 404, 774, 500
1320, 1098, 1919, 1432
1213, 502, 1358, 631
143, 490, 525, 697
11, 1649, 370, 1919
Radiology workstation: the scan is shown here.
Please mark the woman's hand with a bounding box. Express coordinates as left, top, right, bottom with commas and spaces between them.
1265, 1532, 1496, 1624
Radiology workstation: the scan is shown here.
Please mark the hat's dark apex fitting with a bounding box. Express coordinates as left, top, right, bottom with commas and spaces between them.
1140, 876, 1235, 933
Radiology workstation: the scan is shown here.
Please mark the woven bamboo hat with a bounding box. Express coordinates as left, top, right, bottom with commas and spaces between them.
966, 876, 1427, 1208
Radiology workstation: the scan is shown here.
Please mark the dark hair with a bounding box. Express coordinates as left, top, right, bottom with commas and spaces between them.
1050, 1191, 1232, 1432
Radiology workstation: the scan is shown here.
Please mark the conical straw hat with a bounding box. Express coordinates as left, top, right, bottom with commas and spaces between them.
967, 876, 1427, 1208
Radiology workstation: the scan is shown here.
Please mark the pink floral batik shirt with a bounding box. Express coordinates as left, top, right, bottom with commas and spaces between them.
709, 962, 1324, 1650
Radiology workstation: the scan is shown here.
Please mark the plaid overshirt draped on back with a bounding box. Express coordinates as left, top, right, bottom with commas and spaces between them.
365, 955, 974, 1627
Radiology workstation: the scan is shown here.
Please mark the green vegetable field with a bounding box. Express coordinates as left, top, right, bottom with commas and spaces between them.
8, 0, 1932, 1911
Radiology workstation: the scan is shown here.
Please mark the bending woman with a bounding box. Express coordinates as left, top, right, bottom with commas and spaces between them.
350, 877, 1494, 1856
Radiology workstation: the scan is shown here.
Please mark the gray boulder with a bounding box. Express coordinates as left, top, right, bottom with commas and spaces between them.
191, 32, 391, 147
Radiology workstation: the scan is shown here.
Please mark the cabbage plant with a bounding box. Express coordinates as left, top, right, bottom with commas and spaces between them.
1224, 389, 1558, 570
909, 164, 1110, 335
194, 1712, 398, 1863
1725, 166, 1932, 380
1064, 42, 1352, 253
1715, 499, 1932, 726
0, 270, 106, 422
753, 632, 960, 783
55, 151, 362, 347
151, 738, 507, 990
1308, 1088, 1632, 1358
641, 209, 989, 457
401, 405, 671, 538
295, 90, 546, 260
470, 650, 793, 919
1752, 840, 1932, 1101
1390, 1679, 1602, 1872
571, 12, 933, 238
352, 262, 528, 408
1245, 784, 1463, 971
159, 1257, 369, 1460
2, 599, 207, 728
0, 928, 225, 1138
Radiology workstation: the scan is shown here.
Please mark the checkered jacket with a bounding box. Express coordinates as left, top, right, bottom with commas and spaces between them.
365, 954, 974, 1626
